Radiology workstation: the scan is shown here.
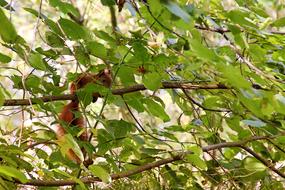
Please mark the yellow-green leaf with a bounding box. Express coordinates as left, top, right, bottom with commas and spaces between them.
28, 53, 46, 71
0, 166, 27, 183
0, 52, 11, 63
89, 165, 111, 183
57, 134, 84, 162
0, 8, 17, 43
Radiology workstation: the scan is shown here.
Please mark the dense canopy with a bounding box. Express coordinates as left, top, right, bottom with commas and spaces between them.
0, 0, 285, 189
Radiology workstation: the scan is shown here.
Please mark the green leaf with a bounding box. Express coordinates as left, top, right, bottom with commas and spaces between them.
24, 7, 46, 19
132, 42, 150, 63
0, 0, 14, 11
53, 169, 86, 189
97, 129, 113, 155
105, 120, 134, 138
186, 154, 207, 170
187, 145, 202, 155
141, 147, 162, 155
228, 25, 247, 49
25, 75, 41, 90
46, 19, 64, 36
0, 166, 27, 183
241, 119, 266, 128
224, 148, 239, 160
94, 30, 116, 45
0, 87, 5, 107
76, 82, 107, 106
24, 8, 64, 37
144, 99, 170, 122
57, 134, 84, 162
49, 0, 80, 17
276, 136, 285, 144
117, 66, 135, 85
74, 45, 90, 66
101, 0, 116, 6
28, 53, 46, 71
58, 18, 86, 40
226, 10, 256, 28
185, 146, 207, 170
163, 1, 191, 23
142, 72, 162, 91
35, 47, 58, 59
244, 157, 266, 171
238, 92, 263, 117
273, 94, 285, 114
0, 52, 11, 63
0, 176, 10, 190
190, 39, 220, 62
86, 41, 107, 59
35, 148, 48, 160
249, 6, 269, 18
217, 63, 251, 89
0, 8, 17, 43
272, 17, 285, 27
248, 44, 266, 64
275, 94, 285, 104
45, 31, 65, 48
89, 165, 111, 183
124, 93, 145, 113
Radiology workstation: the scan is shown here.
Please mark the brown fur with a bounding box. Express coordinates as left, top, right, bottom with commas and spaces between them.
56, 69, 112, 164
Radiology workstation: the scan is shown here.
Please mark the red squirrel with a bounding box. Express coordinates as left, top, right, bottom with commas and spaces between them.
55, 69, 112, 164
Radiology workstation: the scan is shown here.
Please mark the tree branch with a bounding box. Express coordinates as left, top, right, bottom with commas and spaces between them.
201, 136, 270, 151
194, 24, 285, 35
3, 82, 227, 106
22, 152, 187, 187
240, 146, 285, 178
19, 135, 281, 187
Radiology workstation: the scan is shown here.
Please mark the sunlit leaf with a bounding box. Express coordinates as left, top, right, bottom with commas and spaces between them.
272, 17, 285, 27
244, 157, 266, 171
86, 41, 107, 59
142, 72, 162, 91
144, 98, 170, 122
163, 0, 191, 23
57, 134, 84, 162
241, 119, 266, 128
0, 8, 17, 43
28, 53, 46, 71
226, 10, 256, 28
0, 166, 27, 183
0, 0, 14, 11
50, 0, 80, 17
185, 146, 207, 170
0, 87, 5, 107
58, 18, 86, 40
0, 52, 11, 63
89, 165, 111, 183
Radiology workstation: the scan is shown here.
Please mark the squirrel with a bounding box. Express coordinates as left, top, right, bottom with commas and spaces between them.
55, 69, 112, 164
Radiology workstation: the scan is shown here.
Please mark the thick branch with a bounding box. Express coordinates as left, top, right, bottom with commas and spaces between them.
20, 135, 280, 187
3, 82, 227, 106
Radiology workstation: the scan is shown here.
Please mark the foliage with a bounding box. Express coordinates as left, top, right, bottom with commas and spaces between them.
0, 0, 285, 189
